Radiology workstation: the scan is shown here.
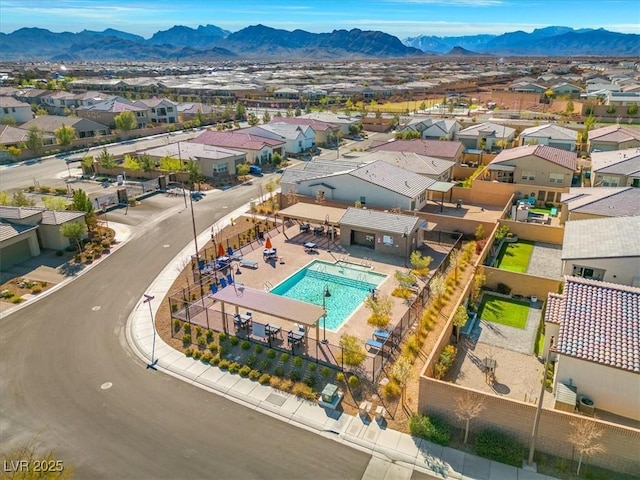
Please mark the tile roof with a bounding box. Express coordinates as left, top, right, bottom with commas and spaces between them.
352, 150, 454, 177
0, 124, 28, 145
41, 210, 86, 225
519, 123, 579, 141
369, 139, 463, 160
134, 97, 176, 108
191, 130, 284, 151
0, 97, 30, 108
490, 144, 577, 170
0, 206, 44, 220
562, 216, 640, 260
20, 115, 108, 133
0, 221, 38, 242
589, 125, 640, 143
269, 117, 336, 132
78, 98, 146, 113
555, 276, 640, 372
257, 122, 313, 139
562, 187, 640, 218
339, 207, 422, 236
457, 122, 515, 138
591, 147, 640, 176
348, 160, 436, 197
544, 293, 564, 325
142, 142, 245, 161
280, 158, 368, 185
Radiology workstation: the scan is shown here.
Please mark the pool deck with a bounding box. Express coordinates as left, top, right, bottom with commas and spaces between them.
199, 221, 450, 347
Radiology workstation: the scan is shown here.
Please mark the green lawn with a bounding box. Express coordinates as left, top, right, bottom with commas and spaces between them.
529, 207, 552, 215
479, 295, 530, 329
496, 240, 534, 273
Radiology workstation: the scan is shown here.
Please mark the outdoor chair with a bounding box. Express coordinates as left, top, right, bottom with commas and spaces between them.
220, 277, 228, 289
226, 273, 234, 285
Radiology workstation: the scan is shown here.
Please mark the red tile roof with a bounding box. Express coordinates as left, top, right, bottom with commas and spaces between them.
191, 130, 285, 151
555, 276, 640, 372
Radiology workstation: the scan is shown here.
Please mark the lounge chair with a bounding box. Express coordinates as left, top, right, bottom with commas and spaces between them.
219, 277, 228, 288
210, 283, 218, 294
239, 259, 258, 269
373, 330, 390, 342
226, 273, 234, 285
366, 339, 383, 351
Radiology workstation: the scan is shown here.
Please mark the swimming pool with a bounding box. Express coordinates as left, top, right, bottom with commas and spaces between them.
270, 260, 387, 331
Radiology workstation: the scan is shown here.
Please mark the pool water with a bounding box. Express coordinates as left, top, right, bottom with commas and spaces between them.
270, 260, 387, 331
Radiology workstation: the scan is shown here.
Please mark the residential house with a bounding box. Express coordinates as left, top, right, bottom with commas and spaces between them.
561, 187, 640, 223
273, 88, 300, 100
588, 125, 640, 152
544, 276, 640, 421
560, 216, 640, 286
12, 88, 49, 107
141, 142, 246, 179
177, 102, 215, 122
485, 144, 577, 188
134, 97, 178, 124
20, 115, 110, 140
342, 150, 454, 182
269, 117, 339, 147
0, 206, 87, 269
590, 147, 640, 187
242, 123, 315, 154
455, 122, 516, 151
551, 83, 583, 96
281, 158, 436, 211
509, 81, 547, 94
0, 124, 29, 149
368, 139, 464, 164
518, 123, 579, 151
338, 207, 426, 259
0, 97, 33, 124
397, 118, 461, 140
299, 112, 360, 136
190, 130, 285, 165
606, 91, 640, 106
76, 97, 149, 129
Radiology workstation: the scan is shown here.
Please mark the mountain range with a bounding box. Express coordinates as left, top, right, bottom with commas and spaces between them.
0, 24, 637, 61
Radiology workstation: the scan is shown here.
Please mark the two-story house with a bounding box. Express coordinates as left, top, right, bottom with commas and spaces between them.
0, 97, 33, 124
134, 98, 178, 124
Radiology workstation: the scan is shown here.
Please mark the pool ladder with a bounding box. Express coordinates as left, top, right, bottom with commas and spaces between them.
264, 281, 273, 292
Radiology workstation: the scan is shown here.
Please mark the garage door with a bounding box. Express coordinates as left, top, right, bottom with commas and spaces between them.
0, 239, 32, 270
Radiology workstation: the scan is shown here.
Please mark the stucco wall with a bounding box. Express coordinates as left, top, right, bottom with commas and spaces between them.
484, 267, 561, 300
499, 219, 564, 244
562, 256, 640, 286
555, 355, 640, 421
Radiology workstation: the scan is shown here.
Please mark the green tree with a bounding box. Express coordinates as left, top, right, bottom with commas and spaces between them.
419, 101, 426, 111
114, 111, 136, 131
392, 356, 412, 403
272, 151, 283, 167
627, 103, 638, 116
97, 148, 117, 169
410, 251, 432, 278
60, 221, 87, 252
25, 125, 44, 155
186, 159, 203, 189
338, 334, 366, 367
43, 196, 69, 210
123, 154, 140, 170
1, 116, 17, 125
606, 105, 617, 115
262, 111, 271, 123
294, 106, 301, 116
452, 305, 469, 343
54, 124, 76, 146
364, 294, 393, 329
236, 163, 250, 179
81, 154, 94, 173
344, 99, 353, 115
565, 100, 574, 114
235, 102, 246, 121
471, 266, 486, 305
70, 188, 95, 230
159, 156, 184, 172
394, 269, 416, 288
247, 113, 259, 126
430, 273, 446, 312
139, 153, 154, 172
0, 191, 9, 205
11, 191, 36, 207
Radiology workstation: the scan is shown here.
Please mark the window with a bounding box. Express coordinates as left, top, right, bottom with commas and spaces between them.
382, 235, 393, 246
166, 107, 173, 112
213, 163, 228, 174
537, 191, 546, 201
601, 175, 619, 187
2, 108, 7, 114
572, 265, 605, 281
549, 173, 564, 184
359, 196, 366, 205
521, 170, 535, 181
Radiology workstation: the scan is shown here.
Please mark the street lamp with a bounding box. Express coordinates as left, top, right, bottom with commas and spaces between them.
321, 285, 331, 344
143, 294, 158, 370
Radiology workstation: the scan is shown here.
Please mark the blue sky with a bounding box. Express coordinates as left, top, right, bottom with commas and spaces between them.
1, 0, 638, 38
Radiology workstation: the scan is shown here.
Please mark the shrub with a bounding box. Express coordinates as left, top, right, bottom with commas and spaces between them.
274, 366, 285, 377
254, 344, 263, 354
496, 283, 511, 295
228, 362, 241, 373
266, 349, 276, 359
321, 366, 331, 378
304, 376, 316, 388
218, 344, 229, 356
382, 379, 401, 400
475, 430, 524, 467
293, 357, 304, 367
348, 375, 360, 388
336, 372, 345, 383
181, 333, 191, 346
209, 356, 220, 366
31, 285, 43, 294
184, 348, 194, 357
409, 414, 451, 446
195, 325, 202, 336
183, 323, 191, 334
173, 319, 181, 332
258, 374, 271, 385
192, 350, 202, 360
196, 335, 206, 347
218, 332, 227, 342
205, 329, 214, 342
218, 359, 230, 370
289, 370, 301, 382
1, 291, 14, 299
239, 365, 251, 377
292, 382, 315, 400
309, 363, 317, 372
279, 379, 293, 392
230, 336, 240, 346
246, 355, 257, 367
240, 340, 251, 350
248, 369, 261, 381
208, 342, 218, 354
280, 353, 290, 363
269, 376, 282, 389
259, 359, 271, 371
200, 352, 212, 363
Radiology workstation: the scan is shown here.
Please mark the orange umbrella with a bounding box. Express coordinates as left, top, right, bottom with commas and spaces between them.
217, 242, 225, 257
265, 236, 273, 249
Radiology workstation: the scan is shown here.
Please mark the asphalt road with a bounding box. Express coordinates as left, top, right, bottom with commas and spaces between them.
0, 179, 371, 480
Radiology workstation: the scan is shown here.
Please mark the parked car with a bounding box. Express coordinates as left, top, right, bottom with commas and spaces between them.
249, 165, 263, 176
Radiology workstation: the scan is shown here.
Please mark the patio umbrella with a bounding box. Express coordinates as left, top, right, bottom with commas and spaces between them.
265, 236, 273, 249
217, 242, 225, 257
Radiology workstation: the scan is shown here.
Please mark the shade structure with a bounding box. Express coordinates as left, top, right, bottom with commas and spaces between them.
265, 236, 273, 249
217, 242, 225, 257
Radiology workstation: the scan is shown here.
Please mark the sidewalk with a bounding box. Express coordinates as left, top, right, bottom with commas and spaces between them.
126, 203, 558, 480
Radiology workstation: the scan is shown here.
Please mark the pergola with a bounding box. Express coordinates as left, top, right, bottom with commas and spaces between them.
428, 181, 457, 213
278, 203, 346, 227
210, 285, 326, 340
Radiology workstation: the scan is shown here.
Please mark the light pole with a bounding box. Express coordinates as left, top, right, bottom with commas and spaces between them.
321, 285, 330, 344
144, 294, 158, 370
